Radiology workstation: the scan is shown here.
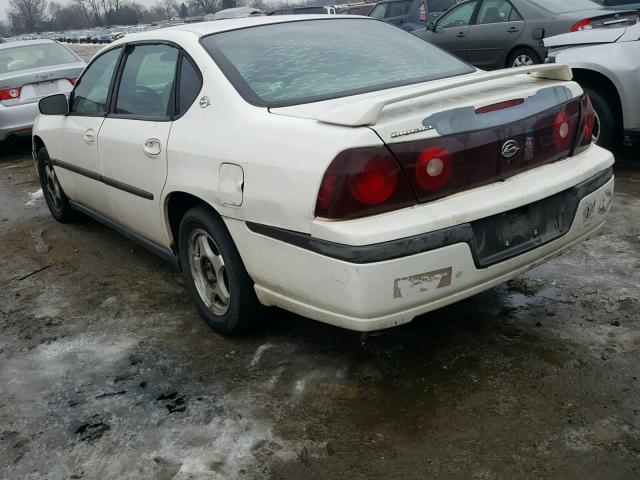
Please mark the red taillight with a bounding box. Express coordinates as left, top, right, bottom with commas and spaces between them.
349, 156, 399, 205
0, 87, 21, 100
415, 147, 452, 191
68, 78, 78, 85
553, 109, 576, 151
315, 147, 416, 219
571, 18, 592, 31
574, 94, 596, 155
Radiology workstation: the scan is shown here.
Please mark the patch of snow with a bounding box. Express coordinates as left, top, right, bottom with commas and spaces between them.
25, 188, 43, 206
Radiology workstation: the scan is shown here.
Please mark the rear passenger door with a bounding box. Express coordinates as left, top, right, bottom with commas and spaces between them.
97, 43, 179, 245
466, 0, 525, 69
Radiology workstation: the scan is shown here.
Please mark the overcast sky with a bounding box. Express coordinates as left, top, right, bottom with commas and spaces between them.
0, 0, 160, 22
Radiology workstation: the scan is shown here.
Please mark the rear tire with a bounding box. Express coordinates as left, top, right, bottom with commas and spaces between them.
178, 205, 262, 335
37, 146, 77, 223
507, 47, 541, 68
582, 86, 618, 150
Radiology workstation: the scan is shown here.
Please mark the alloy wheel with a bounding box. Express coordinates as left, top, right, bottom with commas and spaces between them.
188, 229, 230, 315
44, 161, 62, 211
512, 55, 534, 67
592, 109, 601, 144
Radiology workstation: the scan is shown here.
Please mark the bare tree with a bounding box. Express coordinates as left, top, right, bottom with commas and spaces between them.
73, 0, 102, 26
8, 0, 48, 33
155, 0, 178, 19
191, 0, 217, 14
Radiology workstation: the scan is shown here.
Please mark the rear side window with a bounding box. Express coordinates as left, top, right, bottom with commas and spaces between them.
0, 43, 79, 74
115, 44, 179, 119
70, 47, 121, 115
200, 19, 474, 107
178, 56, 202, 116
476, 0, 520, 24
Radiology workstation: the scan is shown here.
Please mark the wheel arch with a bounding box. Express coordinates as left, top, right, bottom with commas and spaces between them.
571, 68, 623, 130
504, 44, 543, 67
164, 191, 222, 252
33, 134, 45, 154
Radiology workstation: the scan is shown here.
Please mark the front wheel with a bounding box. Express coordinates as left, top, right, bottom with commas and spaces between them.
178, 205, 263, 335
37, 146, 77, 223
508, 48, 541, 68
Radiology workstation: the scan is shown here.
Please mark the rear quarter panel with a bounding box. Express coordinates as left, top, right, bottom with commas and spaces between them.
162, 37, 382, 238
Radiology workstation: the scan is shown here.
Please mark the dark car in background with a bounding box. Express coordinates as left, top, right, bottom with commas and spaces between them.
0, 38, 6, 44
368, 0, 457, 29
416, 0, 639, 69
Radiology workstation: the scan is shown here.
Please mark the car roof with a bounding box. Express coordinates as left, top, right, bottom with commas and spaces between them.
0, 39, 57, 50
128, 15, 366, 39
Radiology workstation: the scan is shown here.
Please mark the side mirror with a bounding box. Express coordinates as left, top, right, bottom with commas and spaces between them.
39, 93, 68, 115
426, 22, 435, 31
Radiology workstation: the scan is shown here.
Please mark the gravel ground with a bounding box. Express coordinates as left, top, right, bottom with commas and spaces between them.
1, 44, 639, 480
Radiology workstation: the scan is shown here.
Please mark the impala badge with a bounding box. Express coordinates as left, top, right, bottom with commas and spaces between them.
501, 139, 519, 159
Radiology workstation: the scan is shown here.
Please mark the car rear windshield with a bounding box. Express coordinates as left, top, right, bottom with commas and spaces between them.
200, 19, 474, 107
528, 0, 601, 13
0, 43, 79, 74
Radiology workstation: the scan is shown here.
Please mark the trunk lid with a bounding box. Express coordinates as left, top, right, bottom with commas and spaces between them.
274, 65, 591, 217
0, 64, 84, 106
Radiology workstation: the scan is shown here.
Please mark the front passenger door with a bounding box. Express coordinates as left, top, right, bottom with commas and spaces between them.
98, 43, 179, 246
53, 47, 122, 210
426, 1, 478, 61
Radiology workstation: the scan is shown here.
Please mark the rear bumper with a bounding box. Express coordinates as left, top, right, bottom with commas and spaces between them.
226, 167, 614, 331
0, 102, 39, 142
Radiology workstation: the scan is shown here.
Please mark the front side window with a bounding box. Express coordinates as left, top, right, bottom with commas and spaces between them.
70, 47, 121, 115
114, 44, 179, 119
200, 19, 474, 107
476, 0, 519, 24
0, 42, 79, 74
437, 1, 478, 27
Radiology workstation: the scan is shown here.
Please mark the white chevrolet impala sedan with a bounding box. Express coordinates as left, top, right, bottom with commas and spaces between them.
33, 16, 614, 334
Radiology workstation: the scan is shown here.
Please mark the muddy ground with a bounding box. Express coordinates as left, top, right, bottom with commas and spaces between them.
2, 45, 640, 480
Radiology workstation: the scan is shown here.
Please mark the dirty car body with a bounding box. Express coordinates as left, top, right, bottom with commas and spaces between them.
33, 16, 614, 333
0, 40, 84, 142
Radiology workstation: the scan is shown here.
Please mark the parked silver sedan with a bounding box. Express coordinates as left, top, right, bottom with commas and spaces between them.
0, 40, 84, 143
545, 24, 640, 148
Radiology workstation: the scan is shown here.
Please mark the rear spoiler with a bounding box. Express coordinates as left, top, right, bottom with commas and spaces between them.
317, 64, 573, 127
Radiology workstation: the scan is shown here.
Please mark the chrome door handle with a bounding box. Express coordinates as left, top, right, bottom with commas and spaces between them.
84, 129, 96, 144
143, 138, 162, 156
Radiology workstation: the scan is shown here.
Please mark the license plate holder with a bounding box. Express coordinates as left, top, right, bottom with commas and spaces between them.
470, 188, 579, 267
